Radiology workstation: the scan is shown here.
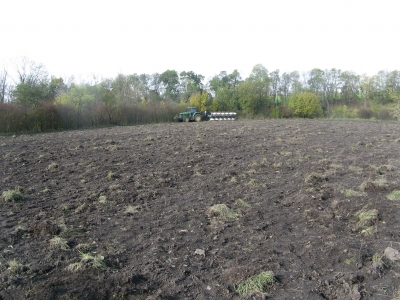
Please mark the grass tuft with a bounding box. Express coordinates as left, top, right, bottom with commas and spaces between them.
356, 208, 379, 226
79, 252, 106, 269
48, 162, 59, 170
305, 172, 327, 184
386, 190, 400, 201
260, 158, 268, 166
348, 166, 363, 174
209, 204, 238, 220
124, 205, 140, 215
76, 243, 92, 251
7, 259, 21, 273
372, 253, 385, 269
66, 251, 106, 272
107, 171, 116, 180
49, 236, 69, 250
235, 199, 250, 207
359, 177, 387, 191
98, 195, 107, 203
235, 271, 275, 296
344, 257, 355, 265
273, 162, 282, 168
2, 189, 24, 202
361, 226, 375, 235
344, 189, 367, 197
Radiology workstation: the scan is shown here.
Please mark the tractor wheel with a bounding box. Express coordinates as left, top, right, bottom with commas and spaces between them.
183, 116, 190, 122
194, 114, 202, 122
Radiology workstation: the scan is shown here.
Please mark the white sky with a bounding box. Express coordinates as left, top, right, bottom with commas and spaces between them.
1, 0, 399, 82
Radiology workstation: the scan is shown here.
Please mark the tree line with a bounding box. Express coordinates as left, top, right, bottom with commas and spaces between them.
1, 58, 399, 133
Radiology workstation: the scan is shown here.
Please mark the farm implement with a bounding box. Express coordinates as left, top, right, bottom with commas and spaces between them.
174, 107, 237, 122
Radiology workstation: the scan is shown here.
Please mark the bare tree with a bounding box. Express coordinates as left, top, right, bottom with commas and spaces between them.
0, 67, 8, 103
13, 57, 48, 85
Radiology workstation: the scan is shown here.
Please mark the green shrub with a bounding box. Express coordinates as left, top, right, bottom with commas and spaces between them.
288, 92, 323, 118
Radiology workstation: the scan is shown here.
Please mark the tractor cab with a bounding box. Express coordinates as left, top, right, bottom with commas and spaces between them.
187, 107, 198, 114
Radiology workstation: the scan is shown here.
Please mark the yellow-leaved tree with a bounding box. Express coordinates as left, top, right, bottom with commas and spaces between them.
288, 92, 323, 118
189, 91, 211, 112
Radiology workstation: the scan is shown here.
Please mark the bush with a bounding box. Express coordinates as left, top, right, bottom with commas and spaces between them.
376, 109, 391, 120
357, 108, 373, 119
280, 106, 295, 118
288, 92, 323, 118
331, 105, 357, 119
268, 107, 280, 118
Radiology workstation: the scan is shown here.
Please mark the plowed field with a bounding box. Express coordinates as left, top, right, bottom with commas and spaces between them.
2, 119, 400, 299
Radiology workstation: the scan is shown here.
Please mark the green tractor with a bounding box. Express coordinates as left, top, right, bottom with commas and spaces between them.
174, 107, 204, 122
174, 107, 237, 122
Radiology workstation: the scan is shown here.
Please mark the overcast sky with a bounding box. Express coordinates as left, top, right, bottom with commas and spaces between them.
1, 0, 399, 81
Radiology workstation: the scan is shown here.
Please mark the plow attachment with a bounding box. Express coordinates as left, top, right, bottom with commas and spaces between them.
209, 112, 237, 121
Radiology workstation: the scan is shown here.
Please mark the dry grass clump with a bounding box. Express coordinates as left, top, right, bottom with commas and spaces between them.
124, 205, 140, 215
356, 208, 379, 227
98, 195, 107, 203
47, 162, 58, 170
49, 236, 69, 250
361, 226, 376, 235
7, 259, 21, 273
66, 251, 106, 272
344, 189, 367, 197
305, 172, 328, 184
246, 179, 266, 188
235, 199, 250, 207
360, 177, 387, 191
76, 243, 92, 251
348, 166, 363, 174
372, 253, 384, 268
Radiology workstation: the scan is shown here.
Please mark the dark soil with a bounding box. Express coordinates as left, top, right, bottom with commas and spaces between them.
1, 119, 400, 299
